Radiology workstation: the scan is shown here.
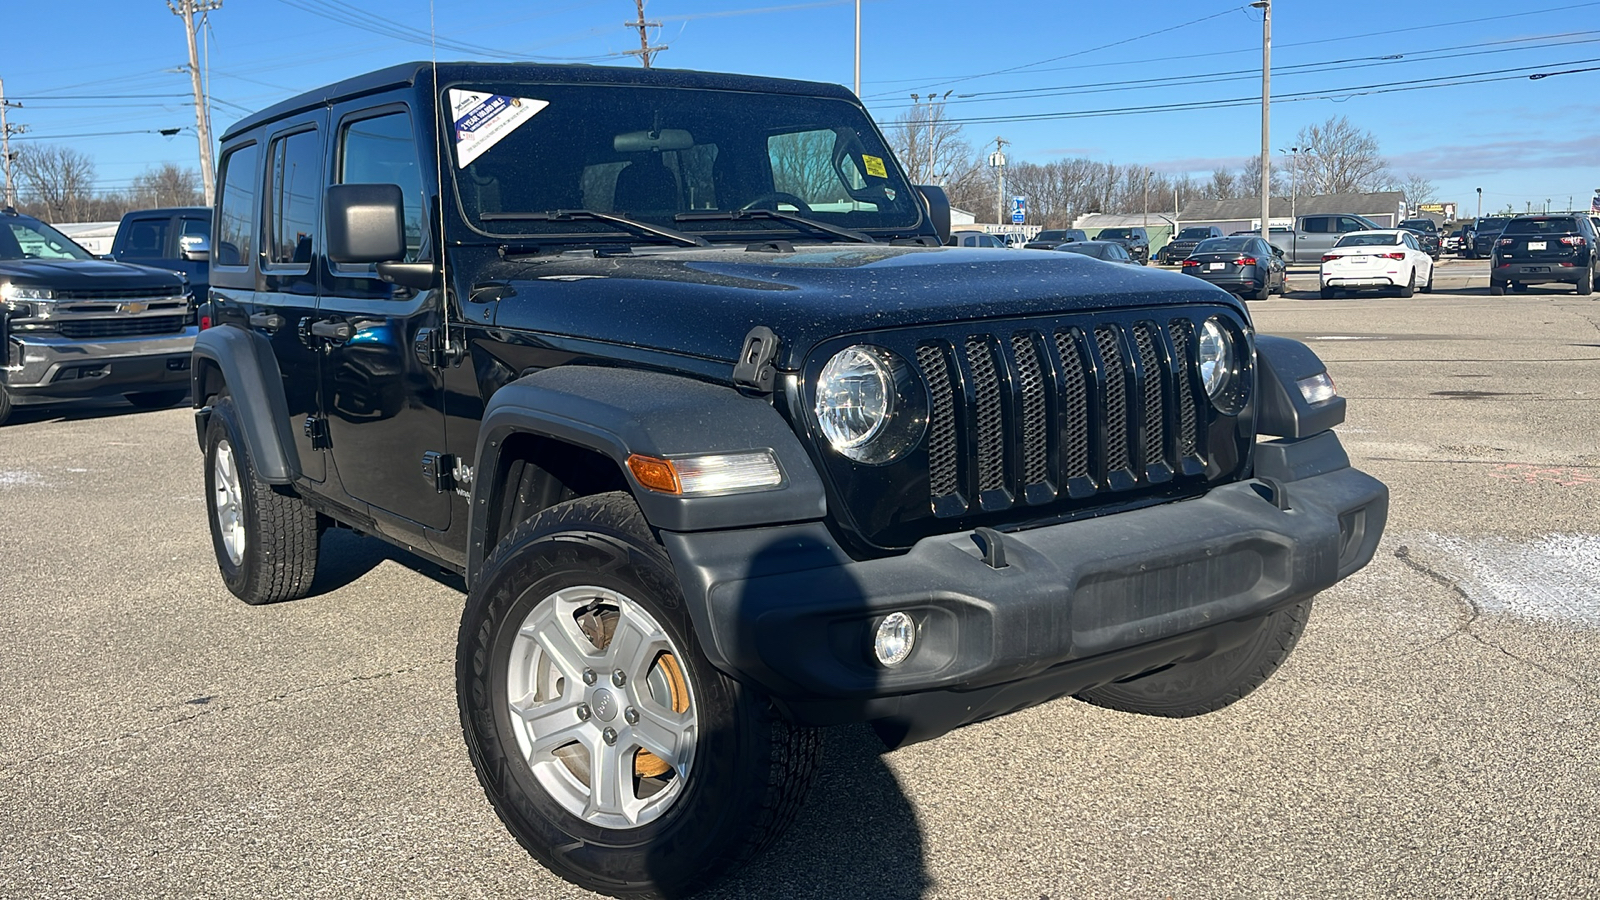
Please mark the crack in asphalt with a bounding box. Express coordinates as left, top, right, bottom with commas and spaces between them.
1392, 545, 1593, 695
0, 664, 436, 776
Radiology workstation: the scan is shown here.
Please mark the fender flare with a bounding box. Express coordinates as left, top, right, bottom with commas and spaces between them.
191, 325, 300, 484
1255, 334, 1346, 438
467, 366, 827, 583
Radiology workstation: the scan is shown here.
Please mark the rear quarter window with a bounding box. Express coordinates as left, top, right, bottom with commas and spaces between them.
216, 143, 260, 267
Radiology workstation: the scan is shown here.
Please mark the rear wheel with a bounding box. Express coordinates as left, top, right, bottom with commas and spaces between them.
0, 386, 12, 427
1076, 599, 1313, 718
1320, 286, 1336, 299
1577, 266, 1593, 296
1511, 282, 1529, 294
458, 492, 821, 899
1398, 268, 1416, 298
1421, 263, 1434, 293
125, 389, 188, 410
1489, 280, 1505, 297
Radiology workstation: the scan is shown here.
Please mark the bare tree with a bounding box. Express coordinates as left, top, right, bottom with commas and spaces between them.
15, 144, 98, 222
1204, 168, 1240, 200
1397, 172, 1437, 208
1295, 116, 1390, 195
1239, 155, 1289, 200
128, 163, 205, 209
888, 100, 974, 188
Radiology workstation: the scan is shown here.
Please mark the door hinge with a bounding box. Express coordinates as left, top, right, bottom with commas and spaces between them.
303, 415, 331, 450
422, 451, 456, 493
414, 327, 465, 369
732, 325, 780, 394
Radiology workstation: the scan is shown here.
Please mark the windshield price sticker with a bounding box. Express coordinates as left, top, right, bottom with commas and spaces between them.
862, 154, 888, 179
450, 90, 549, 167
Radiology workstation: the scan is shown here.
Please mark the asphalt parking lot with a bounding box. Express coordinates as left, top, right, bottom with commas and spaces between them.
2, 266, 1598, 899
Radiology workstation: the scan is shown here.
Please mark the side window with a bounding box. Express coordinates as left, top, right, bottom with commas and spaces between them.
216, 143, 259, 267
265, 128, 321, 266
1301, 217, 1329, 234
339, 111, 425, 263
1337, 216, 1367, 233
120, 219, 169, 258
180, 217, 209, 239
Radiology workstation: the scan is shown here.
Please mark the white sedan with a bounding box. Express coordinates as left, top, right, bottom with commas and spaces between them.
1320, 229, 1435, 298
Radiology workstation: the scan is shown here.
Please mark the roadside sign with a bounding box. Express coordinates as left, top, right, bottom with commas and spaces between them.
1012, 196, 1025, 224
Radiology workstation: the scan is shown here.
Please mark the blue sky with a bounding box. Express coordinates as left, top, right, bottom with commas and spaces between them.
5, 0, 1598, 217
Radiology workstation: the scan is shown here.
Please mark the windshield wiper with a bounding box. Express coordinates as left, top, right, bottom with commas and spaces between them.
674, 209, 875, 244
480, 209, 708, 248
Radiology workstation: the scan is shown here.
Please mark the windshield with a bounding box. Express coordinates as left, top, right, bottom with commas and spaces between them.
1196, 237, 1252, 253
1059, 243, 1108, 258
1033, 230, 1066, 242
446, 82, 922, 241
1504, 217, 1578, 234
1399, 220, 1433, 231
1476, 219, 1509, 232
1, 217, 95, 261
1176, 228, 1212, 239
1335, 233, 1401, 248
1097, 228, 1136, 239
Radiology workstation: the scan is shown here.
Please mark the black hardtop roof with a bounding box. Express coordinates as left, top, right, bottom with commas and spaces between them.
222, 61, 858, 143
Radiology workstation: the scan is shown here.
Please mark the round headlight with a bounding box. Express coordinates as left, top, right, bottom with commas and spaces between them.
1197, 317, 1235, 399
815, 345, 892, 454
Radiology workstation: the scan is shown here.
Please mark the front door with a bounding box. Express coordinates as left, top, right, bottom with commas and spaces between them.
316, 102, 450, 531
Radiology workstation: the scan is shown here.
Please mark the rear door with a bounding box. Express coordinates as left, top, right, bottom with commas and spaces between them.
316, 100, 450, 531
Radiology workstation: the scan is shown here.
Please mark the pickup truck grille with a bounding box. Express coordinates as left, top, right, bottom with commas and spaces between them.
52, 288, 183, 302
914, 317, 1208, 518
58, 315, 188, 339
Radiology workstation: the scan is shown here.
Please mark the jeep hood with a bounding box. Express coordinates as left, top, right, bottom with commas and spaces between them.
482, 244, 1244, 370
0, 258, 187, 291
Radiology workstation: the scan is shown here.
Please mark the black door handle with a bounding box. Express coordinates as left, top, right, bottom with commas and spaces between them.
249, 312, 285, 330
309, 320, 353, 342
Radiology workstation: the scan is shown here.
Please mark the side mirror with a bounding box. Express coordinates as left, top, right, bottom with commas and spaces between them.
916, 184, 951, 245
1271, 245, 1285, 258
179, 234, 210, 262
326, 183, 406, 263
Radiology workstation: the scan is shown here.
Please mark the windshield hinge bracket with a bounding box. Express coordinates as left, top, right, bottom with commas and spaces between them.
732, 326, 781, 395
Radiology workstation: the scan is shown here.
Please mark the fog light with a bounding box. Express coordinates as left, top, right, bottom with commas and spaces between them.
873, 612, 916, 667
1296, 371, 1337, 405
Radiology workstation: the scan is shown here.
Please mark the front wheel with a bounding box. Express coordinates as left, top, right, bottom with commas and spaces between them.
1075, 599, 1312, 718
203, 395, 321, 604
0, 386, 12, 426
458, 492, 821, 899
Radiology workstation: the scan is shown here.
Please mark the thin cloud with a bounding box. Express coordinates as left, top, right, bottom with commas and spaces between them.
1150, 155, 1251, 174
1386, 135, 1600, 179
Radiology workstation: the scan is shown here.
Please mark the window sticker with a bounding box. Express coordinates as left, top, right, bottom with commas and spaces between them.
449, 89, 549, 167
862, 154, 888, 179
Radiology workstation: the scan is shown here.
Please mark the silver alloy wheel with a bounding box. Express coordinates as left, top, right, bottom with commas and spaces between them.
212, 438, 246, 566
506, 585, 698, 830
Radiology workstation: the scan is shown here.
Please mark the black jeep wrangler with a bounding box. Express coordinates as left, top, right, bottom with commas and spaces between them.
192, 62, 1387, 898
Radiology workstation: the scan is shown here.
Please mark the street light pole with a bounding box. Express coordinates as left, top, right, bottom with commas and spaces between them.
1476, 187, 1483, 221
854, 0, 861, 97
1251, 0, 1271, 243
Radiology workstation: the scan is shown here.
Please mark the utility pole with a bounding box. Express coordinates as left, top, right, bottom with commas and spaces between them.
623, 0, 666, 68
854, 0, 861, 97
1251, 0, 1271, 242
1142, 169, 1150, 228
989, 137, 1007, 227
0, 78, 24, 209
170, 0, 221, 206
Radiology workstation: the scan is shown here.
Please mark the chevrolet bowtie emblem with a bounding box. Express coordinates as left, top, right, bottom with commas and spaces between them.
119, 301, 148, 314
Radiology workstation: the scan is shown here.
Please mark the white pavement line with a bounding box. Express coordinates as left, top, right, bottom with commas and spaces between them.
1406, 532, 1600, 628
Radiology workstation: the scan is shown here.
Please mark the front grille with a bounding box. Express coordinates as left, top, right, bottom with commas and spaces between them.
914, 316, 1210, 518
53, 288, 182, 302
57, 316, 187, 339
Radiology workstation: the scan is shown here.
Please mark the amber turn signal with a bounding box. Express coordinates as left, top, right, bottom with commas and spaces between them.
627, 454, 681, 494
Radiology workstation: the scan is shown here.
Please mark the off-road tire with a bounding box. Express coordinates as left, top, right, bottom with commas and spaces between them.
125, 389, 189, 410
1398, 269, 1416, 298
458, 492, 821, 899
1075, 599, 1312, 718
1577, 267, 1593, 296
203, 394, 320, 604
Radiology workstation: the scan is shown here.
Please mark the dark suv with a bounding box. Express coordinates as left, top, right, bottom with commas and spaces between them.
1397, 218, 1441, 259
192, 61, 1387, 899
1022, 228, 1088, 249
1159, 225, 1224, 264
111, 206, 212, 305
1468, 217, 1511, 259
1093, 226, 1150, 264
1489, 215, 1596, 295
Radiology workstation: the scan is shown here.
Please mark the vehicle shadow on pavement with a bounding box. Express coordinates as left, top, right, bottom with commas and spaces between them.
702, 725, 929, 900
3, 397, 190, 427
307, 527, 464, 598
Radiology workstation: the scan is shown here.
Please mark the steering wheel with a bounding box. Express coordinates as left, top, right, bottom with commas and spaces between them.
740, 192, 814, 216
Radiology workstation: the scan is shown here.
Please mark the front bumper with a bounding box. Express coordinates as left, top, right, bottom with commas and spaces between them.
664, 431, 1386, 745
3, 328, 197, 401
